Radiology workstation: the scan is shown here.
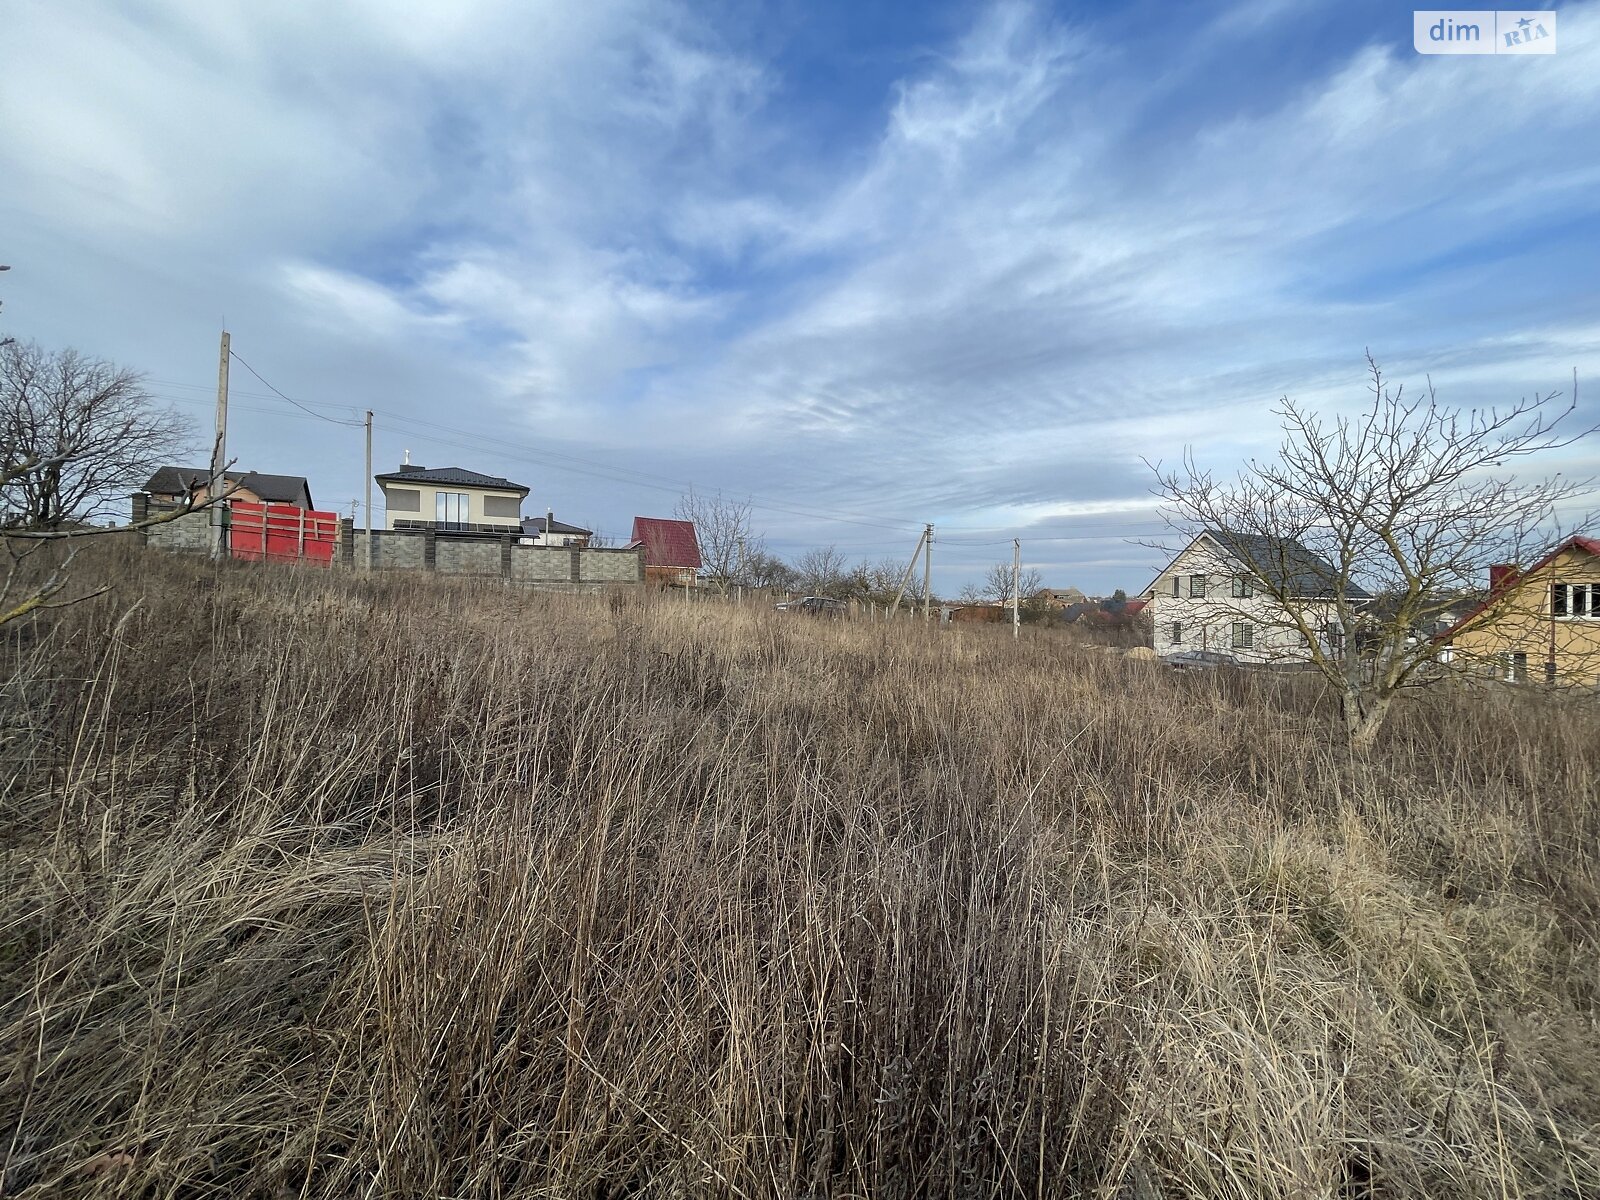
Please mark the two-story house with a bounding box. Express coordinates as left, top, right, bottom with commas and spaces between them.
374, 463, 529, 533
1142, 529, 1370, 663
1441, 535, 1600, 685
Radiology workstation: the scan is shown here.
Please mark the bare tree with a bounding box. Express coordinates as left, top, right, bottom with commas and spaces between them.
741, 549, 797, 591
983, 561, 1042, 606
1152, 354, 1594, 751
674, 489, 758, 594
2, 340, 193, 529
845, 556, 926, 608
794, 544, 848, 596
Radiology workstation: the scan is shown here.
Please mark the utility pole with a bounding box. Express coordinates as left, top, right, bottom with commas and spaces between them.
890, 526, 927, 616
1012, 538, 1021, 640
922, 523, 933, 621
210, 331, 230, 559
364, 410, 374, 571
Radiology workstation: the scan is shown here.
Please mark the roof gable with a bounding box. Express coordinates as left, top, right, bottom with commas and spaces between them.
1438, 535, 1600, 640
630, 517, 701, 568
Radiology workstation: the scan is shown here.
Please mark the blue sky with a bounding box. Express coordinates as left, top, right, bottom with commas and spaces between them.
3, 0, 1597, 594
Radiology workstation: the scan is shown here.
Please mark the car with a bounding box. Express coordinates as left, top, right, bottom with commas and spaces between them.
1162, 649, 1239, 671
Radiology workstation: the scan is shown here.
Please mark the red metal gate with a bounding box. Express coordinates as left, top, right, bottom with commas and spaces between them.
230, 501, 338, 566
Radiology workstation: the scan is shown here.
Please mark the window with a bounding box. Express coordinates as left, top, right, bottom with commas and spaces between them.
1171, 576, 1180, 597
1507, 651, 1527, 683
1230, 575, 1254, 599
1552, 582, 1594, 617
1189, 573, 1206, 598
1170, 621, 1183, 645
1325, 624, 1344, 657
1231, 621, 1253, 650
435, 491, 470, 530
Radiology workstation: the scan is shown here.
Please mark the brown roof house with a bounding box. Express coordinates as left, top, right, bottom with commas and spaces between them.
629, 516, 701, 587
143, 466, 314, 510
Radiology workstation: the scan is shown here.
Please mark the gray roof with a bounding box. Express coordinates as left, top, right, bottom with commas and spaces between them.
520, 516, 592, 536
143, 466, 313, 509
374, 465, 529, 494
1203, 529, 1372, 600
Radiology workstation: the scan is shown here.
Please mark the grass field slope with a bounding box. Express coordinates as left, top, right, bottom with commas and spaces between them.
3, 546, 1598, 1198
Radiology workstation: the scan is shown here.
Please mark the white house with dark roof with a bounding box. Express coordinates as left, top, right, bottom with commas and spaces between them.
1141, 529, 1372, 663
519, 515, 593, 547
374, 461, 529, 533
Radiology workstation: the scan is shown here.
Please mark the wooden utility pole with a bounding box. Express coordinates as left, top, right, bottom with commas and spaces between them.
922, 523, 933, 621
209, 331, 230, 559
890, 527, 927, 616
1012, 538, 1021, 640
364, 410, 374, 571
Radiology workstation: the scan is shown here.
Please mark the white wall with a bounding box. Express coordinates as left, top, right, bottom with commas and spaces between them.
1145, 539, 1341, 663
379, 482, 523, 530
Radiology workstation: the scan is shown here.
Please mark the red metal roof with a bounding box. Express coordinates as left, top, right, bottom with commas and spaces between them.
630, 517, 701, 569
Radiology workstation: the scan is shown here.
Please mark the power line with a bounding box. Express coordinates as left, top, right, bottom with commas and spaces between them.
223, 352, 365, 427
156, 362, 1166, 554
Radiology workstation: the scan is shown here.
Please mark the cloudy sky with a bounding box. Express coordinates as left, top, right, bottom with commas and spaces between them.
3, 0, 1597, 594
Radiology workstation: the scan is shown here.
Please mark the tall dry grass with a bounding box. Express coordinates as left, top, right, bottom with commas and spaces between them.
2, 542, 1597, 1198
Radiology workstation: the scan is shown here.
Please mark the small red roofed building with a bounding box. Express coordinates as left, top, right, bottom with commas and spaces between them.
629, 517, 701, 587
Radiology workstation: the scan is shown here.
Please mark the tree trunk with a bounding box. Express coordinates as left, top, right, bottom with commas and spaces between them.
1342, 687, 1390, 753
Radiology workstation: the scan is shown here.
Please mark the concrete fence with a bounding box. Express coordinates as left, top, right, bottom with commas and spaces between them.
342, 526, 643, 589
133, 496, 645, 591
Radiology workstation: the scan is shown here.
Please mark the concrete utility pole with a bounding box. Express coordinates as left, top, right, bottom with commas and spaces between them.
889, 526, 927, 617
1012, 538, 1021, 640
922, 523, 933, 621
364, 410, 374, 571
210, 331, 230, 560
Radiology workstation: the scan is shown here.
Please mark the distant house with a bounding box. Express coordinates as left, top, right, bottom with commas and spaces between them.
519, 516, 592, 548
1142, 529, 1370, 663
373, 462, 528, 533
1441, 535, 1600, 685
629, 517, 701, 587
949, 603, 1007, 624
1034, 587, 1086, 610
142, 466, 314, 510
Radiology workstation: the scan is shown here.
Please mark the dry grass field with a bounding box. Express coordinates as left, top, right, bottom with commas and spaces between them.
2, 543, 1598, 1198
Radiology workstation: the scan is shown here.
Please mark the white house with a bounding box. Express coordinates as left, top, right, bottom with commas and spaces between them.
373, 462, 529, 533
1141, 529, 1370, 663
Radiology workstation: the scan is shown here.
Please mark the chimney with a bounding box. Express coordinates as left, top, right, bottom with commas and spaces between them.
1489, 564, 1520, 592
395, 454, 424, 475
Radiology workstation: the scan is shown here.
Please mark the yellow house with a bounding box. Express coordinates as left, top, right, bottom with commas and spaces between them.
1444, 536, 1600, 685
374, 463, 529, 533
